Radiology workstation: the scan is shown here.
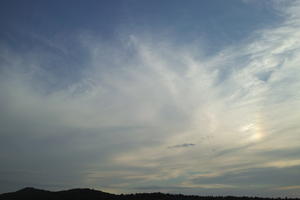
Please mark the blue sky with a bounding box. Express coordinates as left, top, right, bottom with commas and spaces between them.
1, 0, 300, 197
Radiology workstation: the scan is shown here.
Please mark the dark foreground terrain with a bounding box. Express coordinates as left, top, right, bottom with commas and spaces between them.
0, 187, 299, 200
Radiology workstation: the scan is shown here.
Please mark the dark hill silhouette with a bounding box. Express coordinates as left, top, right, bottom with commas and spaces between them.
0, 187, 115, 200
0, 187, 299, 200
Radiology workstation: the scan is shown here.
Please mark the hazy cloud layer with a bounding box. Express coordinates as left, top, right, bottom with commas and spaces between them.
0, 0, 300, 197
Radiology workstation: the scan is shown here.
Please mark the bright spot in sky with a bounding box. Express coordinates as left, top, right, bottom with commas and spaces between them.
240, 123, 264, 142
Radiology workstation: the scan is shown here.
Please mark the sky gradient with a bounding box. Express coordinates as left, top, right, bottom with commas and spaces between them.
0, 0, 300, 197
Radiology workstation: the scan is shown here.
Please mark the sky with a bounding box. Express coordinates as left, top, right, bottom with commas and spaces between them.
0, 0, 300, 198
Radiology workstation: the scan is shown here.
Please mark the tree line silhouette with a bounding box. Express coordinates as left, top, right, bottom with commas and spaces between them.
0, 187, 299, 200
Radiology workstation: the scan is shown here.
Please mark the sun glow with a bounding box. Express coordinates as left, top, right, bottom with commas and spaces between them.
240, 122, 264, 142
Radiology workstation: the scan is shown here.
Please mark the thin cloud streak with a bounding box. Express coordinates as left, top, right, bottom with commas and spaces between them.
168, 143, 196, 149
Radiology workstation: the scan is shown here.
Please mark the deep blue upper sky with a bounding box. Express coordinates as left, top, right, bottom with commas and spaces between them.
0, 0, 281, 52
0, 0, 282, 89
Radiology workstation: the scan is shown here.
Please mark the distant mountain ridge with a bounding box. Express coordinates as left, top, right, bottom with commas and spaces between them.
0, 187, 299, 200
